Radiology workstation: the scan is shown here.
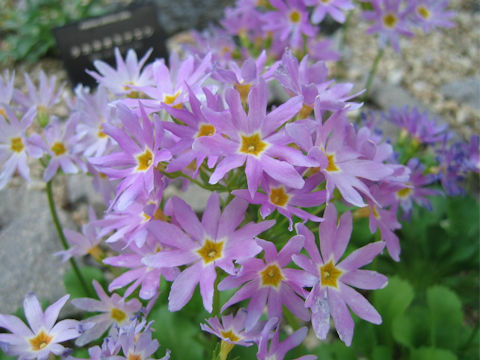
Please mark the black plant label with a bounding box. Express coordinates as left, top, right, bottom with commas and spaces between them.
53, 3, 168, 88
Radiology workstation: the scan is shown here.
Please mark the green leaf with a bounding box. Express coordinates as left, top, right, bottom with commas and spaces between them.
149, 305, 204, 360
426, 286, 463, 350
373, 277, 414, 342
312, 340, 357, 360
392, 306, 429, 349
372, 345, 392, 360
410, 347, 457, 360
0, 351, 16, 360
64, 265, 106, 299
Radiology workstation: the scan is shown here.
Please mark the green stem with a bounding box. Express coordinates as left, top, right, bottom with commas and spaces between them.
339, 10, 353, 52
160, 169, 228, 193
46, 180, 92, 297
362, 47, 385, 102
212, 273, 221, 318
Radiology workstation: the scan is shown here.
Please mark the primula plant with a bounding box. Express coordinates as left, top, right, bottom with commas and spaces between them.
0, 1, 478, 359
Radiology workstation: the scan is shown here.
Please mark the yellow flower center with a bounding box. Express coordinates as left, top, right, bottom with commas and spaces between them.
197, 124, 216, 137
417, 5, 430, 19
269, 187, 290, 207
163, 91, 183, 109
128, 354, 142, 360
97, 125, 107, 138
87, 245, 105, 261
396, 187, 412, 199
197, 239, 224, 264
221, 330, 241, 342
289, 10, 301, 23
10, 137, 24, 153
320, 260, 343, 288
260, 264, 284, 288
383, 13, 398, 28
0, 107, 6, 118
325, 153, 340, 172
111, 307, 127, 322
298, 104, 313, 119
51, 142, 66, 156
235, 82, 252, 102
136, 148, 153, 171
29, 330, 53, 351
239, 133, 268, 157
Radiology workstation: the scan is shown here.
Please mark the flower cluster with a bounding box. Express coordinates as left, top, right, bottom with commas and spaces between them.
0, 0, 474, 358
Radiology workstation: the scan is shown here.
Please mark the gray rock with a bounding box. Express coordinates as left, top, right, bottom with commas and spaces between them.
370, 80, 426, 111
163, 183, 212, 212
0, 186, 73, 314
152, 0, 234, 35
66, 173, 105, 207
440, 77, 480, 110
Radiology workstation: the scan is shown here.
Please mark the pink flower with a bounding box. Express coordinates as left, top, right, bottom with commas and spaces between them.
0, 106, 39, 189
195, 79, 313, 197
287, 106, 393, 207
87, 48, 153, 96
143, 192, 274, 312
293, 205, 387, 346
72, 280, 142, 346
219, 236, 311, 330
0, 292, 80, 360
88, 104, 171, 211
257, 318, 316, 360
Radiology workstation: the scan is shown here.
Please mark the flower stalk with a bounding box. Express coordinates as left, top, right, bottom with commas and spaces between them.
363, 47, 385, 102
46, 180, 92, 297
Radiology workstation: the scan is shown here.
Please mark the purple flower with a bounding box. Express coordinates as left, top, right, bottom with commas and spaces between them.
395, 158, 441, 218
95, 182, 166, 247
200, 309, 263, 346
41, 118, 83, 182
195, 79, 312, 197
293, 205, 387, 346
363, 0, 414, 52
125, 53, 212, 113
361, 188, 402, 261
233, 174, 326, 230
14, 70, 65, 117
72, 85, 118, 157
0, 106, 39, 189
72, 280, 142, 346
275, 50, 329, 118
213, 51, 273, 101
262, 0, 317, 51
188, 27, 237, 64
87, 48, 153, 96
287, 107, 393, 207
104, 234, 179, 300
306, 38, 341, 62
219, 235, 310, 330
385, 106, 448, 145
143, 193, 274, 312
0, 292, 80, 360
304, 0, 354, 24
466, 135, 480, 174
161, 87, 224, 176
409, 0, 455, 33
88, 104, 171, 211
436, 137, 469, 196
115, 321, 170, 360
221, 1, 264, 40
257, 318, 316, 360
0, 70, 15, 109
55, 207, 104, 262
